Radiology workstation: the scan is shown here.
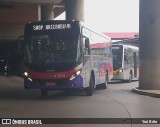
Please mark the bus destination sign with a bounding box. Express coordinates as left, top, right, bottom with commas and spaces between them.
33, 24, 72, 31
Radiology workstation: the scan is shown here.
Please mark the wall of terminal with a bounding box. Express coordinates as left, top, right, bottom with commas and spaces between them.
0, 3, 39, 39
0, 3, 38, 24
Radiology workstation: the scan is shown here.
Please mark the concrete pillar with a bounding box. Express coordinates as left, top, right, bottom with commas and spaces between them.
65, 0, 84, 21
41, 4, 54, 21
139, 0, 160, 89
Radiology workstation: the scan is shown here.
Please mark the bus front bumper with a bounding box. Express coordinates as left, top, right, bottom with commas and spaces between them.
112, 74, 124, 80
24, 75, 84, 90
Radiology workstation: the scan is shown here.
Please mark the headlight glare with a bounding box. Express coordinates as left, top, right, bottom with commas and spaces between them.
24, 72, 28, 77
76, 70, 81, 75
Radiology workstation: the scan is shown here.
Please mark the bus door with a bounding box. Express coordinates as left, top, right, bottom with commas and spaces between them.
82, 37, 91, 87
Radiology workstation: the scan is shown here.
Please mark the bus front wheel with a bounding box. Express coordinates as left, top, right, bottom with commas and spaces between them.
128, 73, 132, 83
86, 75, 94, 96
96, 73, 108, 89
102, 73, 108, 89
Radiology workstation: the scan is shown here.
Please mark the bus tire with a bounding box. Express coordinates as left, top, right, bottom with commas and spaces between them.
102, 73, 108, 89
96, 73, 108, 89
41, 89, 48, 97
128, 73, 132, 83
86, 75, 94, 96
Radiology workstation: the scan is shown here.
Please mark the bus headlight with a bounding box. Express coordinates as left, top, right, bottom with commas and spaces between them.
118, 69, 123, 74
70, 70, 81, 80
70, 74, 76, 80
24, 72, 33, 81
5, 65, 7, 70
76, 70, 81, 75
117, 69, 123, 74
113, 69, 123, 75
24, 72, 28, 77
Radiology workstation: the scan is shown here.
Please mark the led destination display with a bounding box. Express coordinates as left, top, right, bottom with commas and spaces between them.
32, 24, 72, 31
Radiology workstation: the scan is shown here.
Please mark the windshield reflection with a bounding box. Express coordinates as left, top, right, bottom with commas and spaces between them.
112, 45, 123, 70
26, 35, 79, 64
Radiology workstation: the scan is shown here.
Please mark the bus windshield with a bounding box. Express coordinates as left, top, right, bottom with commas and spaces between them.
112, 45, 123, 70
26, 34, 80, 64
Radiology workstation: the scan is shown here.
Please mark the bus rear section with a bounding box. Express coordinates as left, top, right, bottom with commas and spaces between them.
23, 20, 113, 96
112, 44, 139, 82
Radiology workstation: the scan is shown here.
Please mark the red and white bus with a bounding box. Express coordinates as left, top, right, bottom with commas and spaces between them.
23, 20, 113, 96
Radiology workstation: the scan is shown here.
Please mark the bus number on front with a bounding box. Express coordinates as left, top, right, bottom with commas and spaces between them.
33, 25, 43, 31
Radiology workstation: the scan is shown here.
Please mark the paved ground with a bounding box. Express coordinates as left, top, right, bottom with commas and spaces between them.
0, 76, 160, 127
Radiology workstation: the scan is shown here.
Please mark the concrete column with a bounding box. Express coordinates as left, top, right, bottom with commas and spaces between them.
139, 0, 160, 89
38, 5, 41, 21
41, 4, 54, 21
65, 0, 84, 21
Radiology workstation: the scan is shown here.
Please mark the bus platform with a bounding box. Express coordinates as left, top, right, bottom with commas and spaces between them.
133, 87, 160, 98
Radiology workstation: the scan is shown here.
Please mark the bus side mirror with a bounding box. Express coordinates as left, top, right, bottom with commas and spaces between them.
85, 39, 90, 55
85, 39, 90, 49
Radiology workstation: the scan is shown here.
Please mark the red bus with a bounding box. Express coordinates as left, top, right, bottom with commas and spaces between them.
23, 20, 113, 96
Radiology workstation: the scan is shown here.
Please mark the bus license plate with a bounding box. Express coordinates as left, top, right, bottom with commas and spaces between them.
46, 82, 56, 86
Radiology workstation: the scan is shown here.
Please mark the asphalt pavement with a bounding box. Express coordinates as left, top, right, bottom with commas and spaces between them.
0, 76, 160, 127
